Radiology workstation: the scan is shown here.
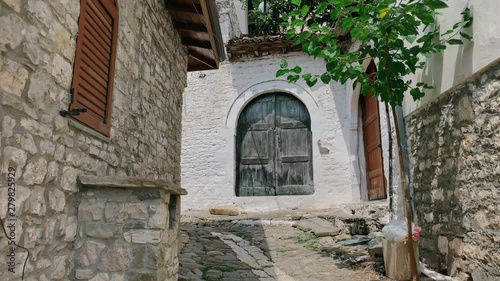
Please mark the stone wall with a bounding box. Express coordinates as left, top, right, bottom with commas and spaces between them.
0, 0, 187, 280
406, 59, 500, 280
75, 176, 184, 281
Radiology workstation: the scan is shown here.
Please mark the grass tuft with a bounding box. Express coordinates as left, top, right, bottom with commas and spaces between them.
296, 233, 319, 249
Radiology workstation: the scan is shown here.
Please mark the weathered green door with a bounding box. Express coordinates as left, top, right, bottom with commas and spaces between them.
236, 93, 313, 196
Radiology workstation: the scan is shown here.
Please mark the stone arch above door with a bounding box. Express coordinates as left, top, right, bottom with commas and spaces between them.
225, 80, 320, 132
236, 93, 314, 196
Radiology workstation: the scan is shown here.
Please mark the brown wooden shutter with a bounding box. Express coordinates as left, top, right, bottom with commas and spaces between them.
70, 0, 119, 136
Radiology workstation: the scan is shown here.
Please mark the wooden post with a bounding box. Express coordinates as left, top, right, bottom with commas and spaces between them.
391, 106, 419, 281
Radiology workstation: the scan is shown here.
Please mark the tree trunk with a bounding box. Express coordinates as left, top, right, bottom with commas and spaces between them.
391, 106, 419, 281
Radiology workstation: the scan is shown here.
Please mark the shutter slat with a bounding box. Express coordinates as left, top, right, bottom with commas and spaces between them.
76, 85, 107, 111
83, 24, 111, 58
82, 35, 110, 67
80, 66, 108, 94
81, 52, 108, 79
81, 47, 109, 75
88, 0, 112, 25
86, 4, 112, 39
76, 94, 106, 119
84, 15, 111, 49
78, 77, 107, 104
76, 101, 102, 120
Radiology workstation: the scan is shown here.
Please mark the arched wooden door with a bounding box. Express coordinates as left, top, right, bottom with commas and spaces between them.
360, 63, 387, 200
236, 93, 314, 196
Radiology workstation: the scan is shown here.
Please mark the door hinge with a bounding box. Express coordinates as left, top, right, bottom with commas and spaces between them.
59, 108, 87, 117
60, 88, 87, 117
69, 87, 75, 103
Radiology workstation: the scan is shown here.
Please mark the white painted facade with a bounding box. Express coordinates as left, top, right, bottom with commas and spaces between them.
180, 1, 401, 212
403, 0, 500, 115
181, 56, 401, 212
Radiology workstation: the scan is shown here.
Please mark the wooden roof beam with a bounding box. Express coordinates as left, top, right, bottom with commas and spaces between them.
199, 0, 220, 68
181, 38, 212, 49
165, 2, 203, 15
188, 50, 216, 70
173, 22, 208, 33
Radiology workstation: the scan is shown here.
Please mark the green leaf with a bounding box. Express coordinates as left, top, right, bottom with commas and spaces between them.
441, 29, 454, 36
301, 5, 310, 17
305, 76, 318, 87
287, 74, 300, 83
448, 38, 463, 45
310, 23, 320, 32
317, 2, 327, 14
452, 21, 467, 29
291, 0, 301, 7
415, 11, 435, 25
291, 19, 307, 27
297, 31, 312, 42
460, 32, 473, 41
410, 88, 425, 100
292, 66, 302, 73
326, 61, 337, 72
320, 73, 331, 84
405, 35, 417, 43
276, 69, 289, 77
341, 18, 355, 29
280, 59, 288, 69
286, 29, 296, 40
423, 0, 448, 9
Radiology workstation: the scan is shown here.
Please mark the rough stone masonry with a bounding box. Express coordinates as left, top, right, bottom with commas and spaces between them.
76, 176, 186, 281
0, 0, 188, 280
406, 59, 500, 280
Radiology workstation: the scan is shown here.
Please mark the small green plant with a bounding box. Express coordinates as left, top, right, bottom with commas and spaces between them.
275, 248, 289, 253
201, 265, 211, 280
225, 227, 246, 238
296, 233, 319, 249
201, 265, 235, 280
333, 248, 346, 257
217, 265, 235, 272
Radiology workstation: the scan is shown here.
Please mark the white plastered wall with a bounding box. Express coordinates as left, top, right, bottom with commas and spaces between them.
181, 54, 370, 211
182, 55, 399, 212
181, 1, 397, 212
403, 0, 500, 116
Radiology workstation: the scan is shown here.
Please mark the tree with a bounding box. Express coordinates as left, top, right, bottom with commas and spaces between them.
276, 0, 472, 280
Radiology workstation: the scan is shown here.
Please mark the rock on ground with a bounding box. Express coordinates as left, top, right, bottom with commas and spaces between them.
209, 205, 240, 216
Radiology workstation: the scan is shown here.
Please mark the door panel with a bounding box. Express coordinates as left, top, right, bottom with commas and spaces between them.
361, 93, 387, 200
237, 95, 276, 196
275, 95, 314, 195
236, 93, 314, 196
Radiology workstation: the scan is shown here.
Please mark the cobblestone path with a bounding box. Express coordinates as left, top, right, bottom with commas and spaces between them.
178, 210, 387, 281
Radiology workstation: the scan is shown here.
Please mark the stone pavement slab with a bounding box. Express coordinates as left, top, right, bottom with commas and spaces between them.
178, 211, 388, 281
295, 218, 342, 237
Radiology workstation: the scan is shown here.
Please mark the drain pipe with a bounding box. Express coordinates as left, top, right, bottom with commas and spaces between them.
393, 106, 415, 219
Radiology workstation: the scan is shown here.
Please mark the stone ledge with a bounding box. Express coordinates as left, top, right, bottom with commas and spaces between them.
68, 119, 111, 143
77, 175, 188, 195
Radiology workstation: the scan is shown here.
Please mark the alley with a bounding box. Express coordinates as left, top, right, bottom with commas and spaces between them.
178, 208, 388, 281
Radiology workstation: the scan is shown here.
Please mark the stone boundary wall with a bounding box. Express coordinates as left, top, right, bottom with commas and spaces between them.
75, 176, 184, 281
406, 59, 500, 280
0, 0, 187, 280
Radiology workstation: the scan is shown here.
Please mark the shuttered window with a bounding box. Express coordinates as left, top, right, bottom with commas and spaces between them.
70, 0, 118, 136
